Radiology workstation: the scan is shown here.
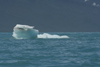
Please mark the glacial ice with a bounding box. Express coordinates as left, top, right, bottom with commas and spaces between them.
37, 33, 69, 39
12, 24, 39, 39
12, 24, 69, 39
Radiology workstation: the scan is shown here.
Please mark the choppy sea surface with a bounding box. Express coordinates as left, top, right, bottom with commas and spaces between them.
0, 32, 100, 67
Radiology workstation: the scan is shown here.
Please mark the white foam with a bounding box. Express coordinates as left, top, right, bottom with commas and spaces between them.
37, 33, 69, 39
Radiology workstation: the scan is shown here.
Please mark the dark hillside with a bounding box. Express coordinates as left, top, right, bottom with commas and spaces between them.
0, 0, 100, 32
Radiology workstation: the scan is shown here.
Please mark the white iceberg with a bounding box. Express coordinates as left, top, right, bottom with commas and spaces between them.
12, 24, 39, 39
37, 33, 69, 39
12, 24, 69, 39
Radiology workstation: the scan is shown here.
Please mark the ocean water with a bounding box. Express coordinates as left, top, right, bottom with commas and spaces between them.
0, 32, 100, 67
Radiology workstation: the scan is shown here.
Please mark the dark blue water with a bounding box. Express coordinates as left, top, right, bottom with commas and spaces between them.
0, 32, 100, 67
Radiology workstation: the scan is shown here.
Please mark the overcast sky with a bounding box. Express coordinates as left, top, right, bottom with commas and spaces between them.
0, 0, 100, 32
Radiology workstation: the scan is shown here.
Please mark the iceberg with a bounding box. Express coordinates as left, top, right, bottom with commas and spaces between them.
12, 24, 39, 39
37, 33, 69, 39
12, 24, 69, 39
